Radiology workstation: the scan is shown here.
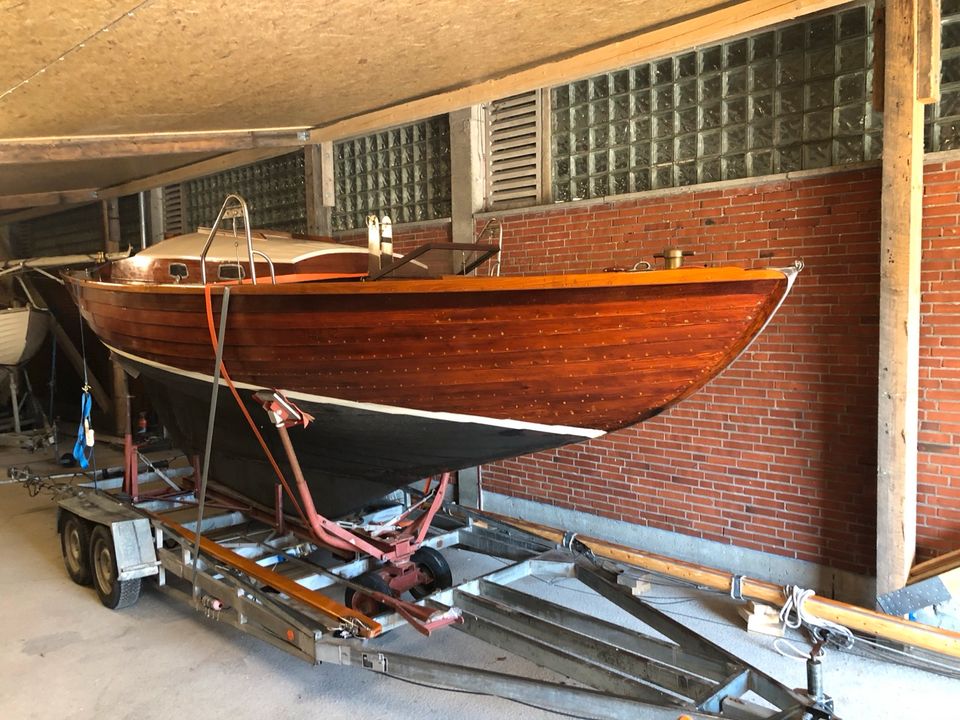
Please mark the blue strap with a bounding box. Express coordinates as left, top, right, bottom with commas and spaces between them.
72, 390, 93, 470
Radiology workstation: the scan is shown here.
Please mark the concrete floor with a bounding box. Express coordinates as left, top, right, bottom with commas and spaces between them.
1, 442, 958, 719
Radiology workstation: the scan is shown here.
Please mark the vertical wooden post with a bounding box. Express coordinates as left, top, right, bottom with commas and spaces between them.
304, 142, 334, 236
102, 199, 129, 437
450, 106, 486, 248
877, 0, 924, 597
148, 187, 165, 244
917, 0, 942, 104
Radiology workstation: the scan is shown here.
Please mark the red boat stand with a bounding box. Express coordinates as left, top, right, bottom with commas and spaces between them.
255, 389, 460, 635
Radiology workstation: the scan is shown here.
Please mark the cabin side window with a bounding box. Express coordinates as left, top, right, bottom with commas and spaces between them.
218, 263, 245, 281
169, 263, 188, 281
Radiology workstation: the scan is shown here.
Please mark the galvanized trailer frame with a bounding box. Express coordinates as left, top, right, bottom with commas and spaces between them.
46, 465, 835, 720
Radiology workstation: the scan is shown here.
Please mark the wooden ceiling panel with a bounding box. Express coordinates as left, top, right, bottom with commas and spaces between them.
0, 0, 729, 138
0, 0, 845, 218
0, 0, 133, 92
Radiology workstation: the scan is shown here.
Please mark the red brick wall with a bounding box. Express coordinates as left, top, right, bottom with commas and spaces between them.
480, 160, 960, 575
919, 159, 960, 560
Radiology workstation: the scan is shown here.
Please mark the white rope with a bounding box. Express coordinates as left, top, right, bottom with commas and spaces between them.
773, 637, 816, 660
779, 585, 855, 649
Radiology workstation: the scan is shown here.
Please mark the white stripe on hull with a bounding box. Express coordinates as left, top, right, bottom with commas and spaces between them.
105, 343, 606, 440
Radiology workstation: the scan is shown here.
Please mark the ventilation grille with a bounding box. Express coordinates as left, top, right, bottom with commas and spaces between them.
486, 91, 542, 208
163, 184, 184, 236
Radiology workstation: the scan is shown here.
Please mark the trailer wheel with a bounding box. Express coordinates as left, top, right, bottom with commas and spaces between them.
89, 525, 141, 610
59, 512, 92, 586
409, 547, 453, 600
344, 572, 392, 617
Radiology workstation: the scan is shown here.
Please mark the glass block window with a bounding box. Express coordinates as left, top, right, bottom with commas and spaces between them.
332, 116, 452, 231
183, 151, 306, 233
929, 0, 960, 151
551, 6, 880, 201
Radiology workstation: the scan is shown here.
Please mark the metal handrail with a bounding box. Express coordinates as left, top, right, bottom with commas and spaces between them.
251, 249, 276, 284
199, 194, 257, 285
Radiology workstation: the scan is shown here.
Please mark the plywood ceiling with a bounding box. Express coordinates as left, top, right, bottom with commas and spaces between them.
0, 0, 843, 214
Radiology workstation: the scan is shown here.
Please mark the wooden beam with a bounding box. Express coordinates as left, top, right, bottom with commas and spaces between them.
304, 142, 334, 236
449, 106, 485, 253
97, 146, 302, 201
877, 0, 924, 597
476, 511, 960, 660
309, 0, 848, 142
147, 187, 164, 245
0, 147, 302, 228
0, 130, 309, 164
0, 202, 94, 226
917, 0, 941, 103
873, 5, 886, 113
102, 199, 129, 436
0, 189, 98, 212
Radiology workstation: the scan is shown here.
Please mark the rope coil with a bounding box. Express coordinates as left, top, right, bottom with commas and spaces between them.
779, 585, 855, 650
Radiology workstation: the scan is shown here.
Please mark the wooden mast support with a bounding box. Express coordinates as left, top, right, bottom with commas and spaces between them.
877, 0, 938, 597
478, 512, 960, 660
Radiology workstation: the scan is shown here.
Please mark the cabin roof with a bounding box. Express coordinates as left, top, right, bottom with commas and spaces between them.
138, 230, 366, 264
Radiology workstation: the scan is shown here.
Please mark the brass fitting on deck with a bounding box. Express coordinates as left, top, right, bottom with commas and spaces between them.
654, 247, 695, 269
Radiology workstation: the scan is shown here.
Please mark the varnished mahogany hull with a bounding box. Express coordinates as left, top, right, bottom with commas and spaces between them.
68, 267, 794, 515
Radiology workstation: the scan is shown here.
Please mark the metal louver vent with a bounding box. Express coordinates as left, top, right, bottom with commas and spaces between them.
163, 184, 184, 236
486, 91, 543, 208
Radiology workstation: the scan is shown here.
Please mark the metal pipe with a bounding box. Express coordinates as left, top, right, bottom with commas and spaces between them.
273, 423, 356, 554
191, 285, 231, 600
138, 191, 147, 250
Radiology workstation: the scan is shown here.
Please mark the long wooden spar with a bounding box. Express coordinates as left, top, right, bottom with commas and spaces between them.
474, 511, 960, 661
156, 516, 382, 639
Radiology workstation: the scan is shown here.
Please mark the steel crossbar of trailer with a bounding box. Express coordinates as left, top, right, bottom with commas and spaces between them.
39, 462, 835, 720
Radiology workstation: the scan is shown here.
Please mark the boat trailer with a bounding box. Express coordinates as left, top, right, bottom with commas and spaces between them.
18, 456, 840, 720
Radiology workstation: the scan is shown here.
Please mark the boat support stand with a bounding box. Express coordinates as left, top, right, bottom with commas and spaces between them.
254, 389, 461, 635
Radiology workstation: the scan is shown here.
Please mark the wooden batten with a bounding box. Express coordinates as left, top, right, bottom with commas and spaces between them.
97, 147, 304, 202
0, 130, 309, 164
478, 512, 960, 660
0, 189, 98, 212
877, 0, 924, 597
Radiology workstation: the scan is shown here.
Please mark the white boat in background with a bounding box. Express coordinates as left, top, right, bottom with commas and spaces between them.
0, 306, 48, 367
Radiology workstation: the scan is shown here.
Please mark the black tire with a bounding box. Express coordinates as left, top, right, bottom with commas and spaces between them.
89, 525, 141, 610
344, 571, 392, 616
409, 546, 453, 600
59, 513, 92, 586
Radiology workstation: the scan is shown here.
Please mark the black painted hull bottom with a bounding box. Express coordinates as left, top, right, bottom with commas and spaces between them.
129, 359, 588, 518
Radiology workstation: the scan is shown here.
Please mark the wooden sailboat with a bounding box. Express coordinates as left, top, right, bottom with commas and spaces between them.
65, 197, 799, 517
